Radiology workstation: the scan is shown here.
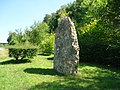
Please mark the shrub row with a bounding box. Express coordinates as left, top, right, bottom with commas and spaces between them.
8, 45, 37, 60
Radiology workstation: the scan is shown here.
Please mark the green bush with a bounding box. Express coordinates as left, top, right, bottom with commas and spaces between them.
8, 45, 37, 60
40, 34, 54, 56
78, 22, 120, 68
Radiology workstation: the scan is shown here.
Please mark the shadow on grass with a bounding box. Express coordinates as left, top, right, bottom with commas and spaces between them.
47, 57, 54, 60
0, 59, 31, 65
38, 53, 51, 56
28, 75, 120, 90
24, 68, 63, 76
27, 63, 120, 90
28, 80, 84, 90
80, 62, 120, 73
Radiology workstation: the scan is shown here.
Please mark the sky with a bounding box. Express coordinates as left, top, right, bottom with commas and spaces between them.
0, 0, 75, 43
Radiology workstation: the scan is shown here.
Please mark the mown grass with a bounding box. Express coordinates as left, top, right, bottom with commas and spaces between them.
0, 53, 120, 90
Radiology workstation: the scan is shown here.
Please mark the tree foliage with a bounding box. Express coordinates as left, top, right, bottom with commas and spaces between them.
29, 22, 50, 45
40, 34, 54, 56
69, 0, 120, 67
43, 13, 58, 33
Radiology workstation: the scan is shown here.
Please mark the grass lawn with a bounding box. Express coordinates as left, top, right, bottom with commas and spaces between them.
0, 54, 120, 90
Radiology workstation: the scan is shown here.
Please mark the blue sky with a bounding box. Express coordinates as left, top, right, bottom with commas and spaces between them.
0, 0, 75, 43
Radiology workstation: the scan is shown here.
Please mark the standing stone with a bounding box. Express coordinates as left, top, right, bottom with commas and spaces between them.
54, 17, 80, 75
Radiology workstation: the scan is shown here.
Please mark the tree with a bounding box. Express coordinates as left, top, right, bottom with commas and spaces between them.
102, 0, 120, 28
7, 32, 18, 45
44, 13, 58, 33
29, 22, 50, 45
7, 29, 25, 45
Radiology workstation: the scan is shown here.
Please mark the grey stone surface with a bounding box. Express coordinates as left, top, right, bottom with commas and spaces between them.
54, 17, 80, 75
